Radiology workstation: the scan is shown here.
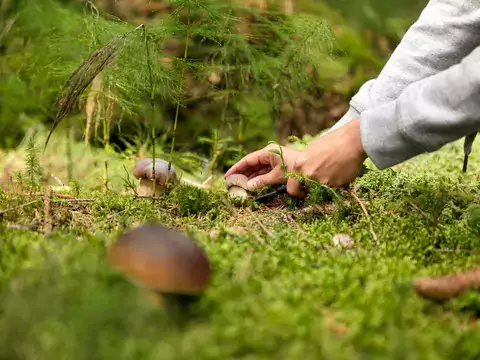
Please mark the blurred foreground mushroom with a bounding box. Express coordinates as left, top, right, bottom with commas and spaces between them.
108, 222, 212, 308
133, 158, 177, 196
413, 266, 480, 301
225, 174, 249, 201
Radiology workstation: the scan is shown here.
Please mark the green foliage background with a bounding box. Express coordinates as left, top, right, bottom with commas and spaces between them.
0, 0, 428, 165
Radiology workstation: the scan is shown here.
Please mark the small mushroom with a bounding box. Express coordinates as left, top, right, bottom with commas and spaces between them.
108, 222, 212, 308
332, 234, 354, 249
225, 174, 249, 201
133, 158, 177, 196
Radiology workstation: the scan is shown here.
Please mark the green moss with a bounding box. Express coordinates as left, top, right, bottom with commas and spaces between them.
0, 134, 479, 359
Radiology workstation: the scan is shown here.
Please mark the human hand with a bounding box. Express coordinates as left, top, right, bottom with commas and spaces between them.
286, 118, 368, 197
224, 143, 302, 190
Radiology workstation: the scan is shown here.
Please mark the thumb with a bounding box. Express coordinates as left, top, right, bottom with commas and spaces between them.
247, 166, 283, 190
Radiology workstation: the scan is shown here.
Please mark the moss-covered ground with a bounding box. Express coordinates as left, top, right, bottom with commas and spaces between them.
1, 130, 480, 359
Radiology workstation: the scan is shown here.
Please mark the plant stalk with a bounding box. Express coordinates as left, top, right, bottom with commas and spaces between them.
66, 117, 73, 181
143, 24, 157, 198
103, 93, 112, 191
167, 4, 191, 185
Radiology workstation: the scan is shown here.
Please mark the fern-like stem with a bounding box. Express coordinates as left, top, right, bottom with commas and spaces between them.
143, 24, 157, 198
167, 3, 191, 185
103, 96, 111, 191
66, 117, 73, 181
207, 128, 219, 177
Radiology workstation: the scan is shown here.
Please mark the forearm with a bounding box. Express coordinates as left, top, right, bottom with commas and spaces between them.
360, 45, 480, 170
329, 0, 480, 132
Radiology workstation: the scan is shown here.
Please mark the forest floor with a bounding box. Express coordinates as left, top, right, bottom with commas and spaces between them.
0, 129, 480, 359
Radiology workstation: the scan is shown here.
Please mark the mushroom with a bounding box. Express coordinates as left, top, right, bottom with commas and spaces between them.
413, 266, 480, 301
133, 158, 177, 196
332, 234, 354, 249
108, 222, 212, 308
225, 174, 249, 201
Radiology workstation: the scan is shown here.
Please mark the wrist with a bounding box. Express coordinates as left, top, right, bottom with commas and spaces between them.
350, 118, 368, 161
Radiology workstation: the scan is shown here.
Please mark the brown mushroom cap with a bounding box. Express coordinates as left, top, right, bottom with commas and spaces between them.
108, 223, 211, 295
133, 158, 177, 184
225, 174, 249, 189
413, 266, 480, 301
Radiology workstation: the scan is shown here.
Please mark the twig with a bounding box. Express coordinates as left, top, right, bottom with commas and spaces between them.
43, 186, 52, 233
0, 199, 40, 215
235, 246, 254, 282
66, 117, 73, 182
133, 195, 164, 200
0, 18, 16, 42
202, 175, 213, 189
51, 193, 74, 199
5, 224, 38, 231
32, 193, 93, 202
50, 174, 65, 186
51, 198, 94, 203
85, 74, 102, 145
245, 208, 274, 238
407, 201, 445, 229
281, 212, 306, 236
350, 190, 378, 244
431, 248, 478, 254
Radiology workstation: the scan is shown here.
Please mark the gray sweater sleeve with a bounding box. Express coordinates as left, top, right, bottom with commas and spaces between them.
360, 45, 480, 170
327, 0, 480, 132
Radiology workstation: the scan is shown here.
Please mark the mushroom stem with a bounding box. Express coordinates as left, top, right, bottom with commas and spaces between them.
228, 186, 248, 199
137, 178, 166, 197
225, 174, 250, 204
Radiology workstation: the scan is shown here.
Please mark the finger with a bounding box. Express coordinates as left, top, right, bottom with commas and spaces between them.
246, 166, 284, 190
244, 165, 271, 179
224, 149, 272, 178
286, 177, 309, 198
247, 167, 271, 180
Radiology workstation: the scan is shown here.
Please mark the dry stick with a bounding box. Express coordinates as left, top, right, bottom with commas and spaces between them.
284, 0, 293, 14
94, 87, 102, 140
85, 74, 102, 145
407, 201, 445, 229
281, 212, 306, 236
167, 5, 191, 186
103, 90, 114, 191
0, 199, 40, 215
51, 198, 94, 203
350, 190, 378, 243
133, 195, 165, 200
31, 193, 95, 202
66, 117, 73, 182
207, 128, 219, 177
43, 186, 52, 233
50, 174, 64, 186
143, 24, 157, 199
0, 18, 16, 42
235, 246, 254, 282
245, 208, 274, 238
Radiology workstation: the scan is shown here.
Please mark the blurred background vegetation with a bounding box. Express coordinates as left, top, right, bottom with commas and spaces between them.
0, 0, 428, 172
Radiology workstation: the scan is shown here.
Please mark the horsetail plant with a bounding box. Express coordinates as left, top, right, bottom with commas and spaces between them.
166, 1, 193, 187
142, 24, 158, 198
44, 23, 145, 151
